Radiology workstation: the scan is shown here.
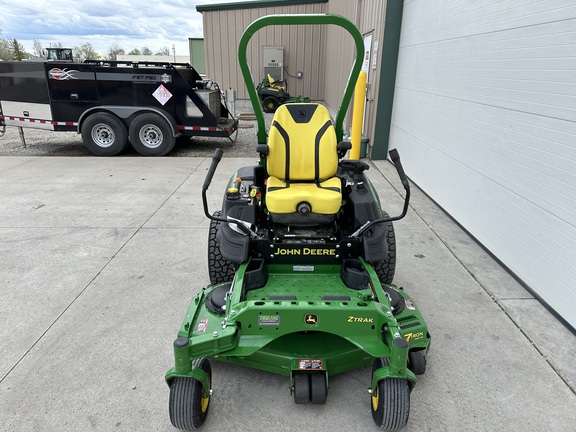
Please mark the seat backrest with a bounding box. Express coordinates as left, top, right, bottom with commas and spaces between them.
267, 104, 338, 182
267, 74, 285, 90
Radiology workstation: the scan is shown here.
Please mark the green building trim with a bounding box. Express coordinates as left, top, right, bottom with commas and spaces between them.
188, 38, 206, 74
371, 0, 404, 160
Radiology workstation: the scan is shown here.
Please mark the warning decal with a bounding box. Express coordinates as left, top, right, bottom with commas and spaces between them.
153, 84, 173, 105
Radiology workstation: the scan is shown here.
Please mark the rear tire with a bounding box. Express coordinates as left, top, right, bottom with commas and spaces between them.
169, 358, 212, 431
371, 357, 410, 431
374, 211, 396, 284
81, 112, 128, 156
208, 210, 236, 284
129, 112, 175, 156
262, 96, 279, 113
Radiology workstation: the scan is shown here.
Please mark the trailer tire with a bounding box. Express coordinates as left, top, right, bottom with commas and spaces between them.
129, 113, 175, 156
81, 112, 128, 156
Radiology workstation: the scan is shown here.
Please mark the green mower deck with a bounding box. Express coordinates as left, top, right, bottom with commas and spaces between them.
166, 259, 428, 383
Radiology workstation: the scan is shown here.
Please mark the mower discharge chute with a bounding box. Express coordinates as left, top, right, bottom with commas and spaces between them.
166, 14, 430, 431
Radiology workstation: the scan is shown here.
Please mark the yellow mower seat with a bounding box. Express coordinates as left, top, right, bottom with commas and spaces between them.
265, 103, 341, 224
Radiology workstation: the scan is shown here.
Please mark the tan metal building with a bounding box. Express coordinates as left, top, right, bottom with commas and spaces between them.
198, 0, 576, 332
197, 0, 401, 160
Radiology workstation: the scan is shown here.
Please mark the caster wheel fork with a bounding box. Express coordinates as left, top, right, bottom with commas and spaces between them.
169, 358, 212, 430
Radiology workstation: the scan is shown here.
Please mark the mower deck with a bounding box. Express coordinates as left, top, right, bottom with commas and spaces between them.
166, 260, 429, 381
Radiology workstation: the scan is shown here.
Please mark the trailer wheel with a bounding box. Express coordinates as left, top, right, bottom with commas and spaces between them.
374, 211, 397, 284
81, 112, 128, 156
129, 113, 175, 156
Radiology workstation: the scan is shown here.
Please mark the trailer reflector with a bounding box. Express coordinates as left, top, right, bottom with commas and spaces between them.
178, 125, 219, 132
0, 115, 77, 130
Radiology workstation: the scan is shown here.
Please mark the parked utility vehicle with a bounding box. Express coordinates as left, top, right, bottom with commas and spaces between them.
0, 56, 236, 156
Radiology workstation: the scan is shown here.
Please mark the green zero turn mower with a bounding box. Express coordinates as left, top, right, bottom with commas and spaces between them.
166, 14, 430, 431
256, 74, 310, 113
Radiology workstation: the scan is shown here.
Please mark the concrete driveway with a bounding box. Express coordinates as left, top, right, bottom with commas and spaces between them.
1, 156, 574, 431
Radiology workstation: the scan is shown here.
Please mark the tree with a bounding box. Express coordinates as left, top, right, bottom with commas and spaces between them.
128, 48, 141, 55
141, 46, 152, 55
0, 29, 11, 60
106, 44, 125, 61
0, 38, 10, 61
73, 42, 98, 62
11, 39, 26, 60
155, 46, 170, 56
33, 39, 45, 58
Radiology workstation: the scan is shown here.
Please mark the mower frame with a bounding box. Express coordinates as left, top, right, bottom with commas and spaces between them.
166, 13, 430, 431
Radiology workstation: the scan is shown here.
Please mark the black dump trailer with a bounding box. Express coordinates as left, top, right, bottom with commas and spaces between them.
0, 60, 237, 156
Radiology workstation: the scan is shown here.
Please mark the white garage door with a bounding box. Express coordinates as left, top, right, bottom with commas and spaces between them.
390, 0, 576, 329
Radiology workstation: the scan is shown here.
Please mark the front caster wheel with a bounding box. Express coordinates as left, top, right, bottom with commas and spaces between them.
169, 358, 212, 430
371, 358, 410, 431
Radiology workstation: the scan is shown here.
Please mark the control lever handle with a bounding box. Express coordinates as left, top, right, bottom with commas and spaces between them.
203, 148, 224, 190
389, 149, 409, 189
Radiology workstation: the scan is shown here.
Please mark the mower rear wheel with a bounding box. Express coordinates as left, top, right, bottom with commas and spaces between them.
371, 357, 410, 431
208, 210, 236, 284
374, 211, 397, 285
310, 374, 327, 405
262, 96, 279, 113
169, 358, 212, 431
293, 374, 310, 404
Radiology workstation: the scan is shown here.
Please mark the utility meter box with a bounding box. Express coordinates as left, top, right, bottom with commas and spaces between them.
263, 46, 284, 82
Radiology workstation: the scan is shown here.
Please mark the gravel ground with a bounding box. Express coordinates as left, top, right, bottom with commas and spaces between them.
0, 101, 271, 158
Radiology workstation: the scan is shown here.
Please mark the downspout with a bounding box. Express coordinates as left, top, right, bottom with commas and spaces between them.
370, 0, 404, 160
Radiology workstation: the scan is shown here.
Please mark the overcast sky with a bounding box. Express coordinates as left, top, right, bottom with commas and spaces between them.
0, 0, 240, 57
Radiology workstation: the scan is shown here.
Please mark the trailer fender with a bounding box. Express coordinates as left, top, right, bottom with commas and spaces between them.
77, 106, 179, 138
